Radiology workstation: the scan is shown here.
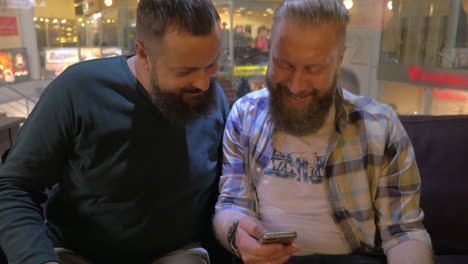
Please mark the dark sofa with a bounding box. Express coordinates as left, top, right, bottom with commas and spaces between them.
1, 115, 467, 263
399, 115, 468, 264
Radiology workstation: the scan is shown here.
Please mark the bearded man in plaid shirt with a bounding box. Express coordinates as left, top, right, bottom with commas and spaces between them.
213, 1, 433, 264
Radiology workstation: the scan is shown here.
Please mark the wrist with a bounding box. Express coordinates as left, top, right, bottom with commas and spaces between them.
227, 220, 241, 256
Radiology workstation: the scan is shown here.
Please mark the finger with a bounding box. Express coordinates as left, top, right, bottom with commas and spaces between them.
241, 252, 269, 264
286, 243, 300, 254
261, 243, 297, 261
239, 237, 293, 261
237, 226, 264, 255
238, 216, 265, 239
270, 254, 293, 264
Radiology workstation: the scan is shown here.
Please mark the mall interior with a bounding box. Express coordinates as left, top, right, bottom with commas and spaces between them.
0, 0, 468, 263
0, 0, 467, 119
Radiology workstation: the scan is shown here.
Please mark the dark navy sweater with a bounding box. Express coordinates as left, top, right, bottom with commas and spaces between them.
0, 55, 229, 264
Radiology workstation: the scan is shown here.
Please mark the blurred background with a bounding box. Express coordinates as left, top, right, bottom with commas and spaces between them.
0, 0, 467, 118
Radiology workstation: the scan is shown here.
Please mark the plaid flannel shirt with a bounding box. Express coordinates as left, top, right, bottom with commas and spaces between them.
216, 88, 431, 253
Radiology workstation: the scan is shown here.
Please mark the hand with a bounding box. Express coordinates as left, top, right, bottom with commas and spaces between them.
236, 216, 299, 264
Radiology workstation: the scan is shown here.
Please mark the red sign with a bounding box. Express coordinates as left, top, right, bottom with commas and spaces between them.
408, 66, 468, 89
0, 48, 29, 83
0, 17, 18, 36
432, 89, 468, 102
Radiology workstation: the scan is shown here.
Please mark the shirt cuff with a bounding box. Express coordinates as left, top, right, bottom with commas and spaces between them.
382, 230, 432, 254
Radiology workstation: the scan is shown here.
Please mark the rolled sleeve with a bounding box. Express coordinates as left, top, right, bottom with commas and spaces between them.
376, 109, 432, 254
216, 100, 256, 216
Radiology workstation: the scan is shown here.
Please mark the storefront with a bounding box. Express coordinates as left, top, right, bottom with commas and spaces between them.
379, 64, 468, 115
0, 0, 467, 115
378, 0, 468, 115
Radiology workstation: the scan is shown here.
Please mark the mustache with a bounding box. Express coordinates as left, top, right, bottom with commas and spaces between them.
180, 78, 216, 94
180, 86, 203, 94
276, 82, 320, 99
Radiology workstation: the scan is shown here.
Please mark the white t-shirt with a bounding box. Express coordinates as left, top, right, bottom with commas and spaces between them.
258, 107, 352, 255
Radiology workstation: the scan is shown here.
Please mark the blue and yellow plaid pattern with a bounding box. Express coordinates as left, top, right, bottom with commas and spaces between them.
216, 88, 431, 253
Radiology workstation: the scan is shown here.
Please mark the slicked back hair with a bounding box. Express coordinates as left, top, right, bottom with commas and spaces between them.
137, 0, 220, 44
272, 0, 350, 47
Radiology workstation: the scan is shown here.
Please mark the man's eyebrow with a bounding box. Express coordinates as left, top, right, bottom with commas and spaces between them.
273, 56, 292, 65
174, 54, 221, 71
274, 56, 327, 68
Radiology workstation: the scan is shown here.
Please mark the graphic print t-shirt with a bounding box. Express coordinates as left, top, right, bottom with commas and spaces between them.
258, 107, 351, 255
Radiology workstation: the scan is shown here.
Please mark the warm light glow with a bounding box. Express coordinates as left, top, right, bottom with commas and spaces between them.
93, 12, 102, 19
45, 18, 49, 23
343, 0, 353, 10
106, 19, 111, 23
33, 17, 37, 21
39, 17, 44, 22
61, 19, 67, 24
52, 19, 58, 24
104, 0, 112, 7
463, 0, 468, 14
78, 18, 83, 22
387, 1, 393, 10
408, 66, 468, 88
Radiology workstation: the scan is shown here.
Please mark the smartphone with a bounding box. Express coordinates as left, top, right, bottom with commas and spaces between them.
259, 231, 297, 245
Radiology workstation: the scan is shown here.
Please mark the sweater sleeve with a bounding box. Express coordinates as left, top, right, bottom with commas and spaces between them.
0, 73, 76, 264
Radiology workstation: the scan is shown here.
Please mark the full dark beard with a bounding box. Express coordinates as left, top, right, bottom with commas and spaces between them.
150, 79, 218, 127
267, 75, 339, 135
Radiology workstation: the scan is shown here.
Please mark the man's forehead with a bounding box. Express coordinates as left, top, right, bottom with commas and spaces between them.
151, 27, 221, 69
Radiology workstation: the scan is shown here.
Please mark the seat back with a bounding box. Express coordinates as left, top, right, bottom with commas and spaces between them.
399, 115, 468, 254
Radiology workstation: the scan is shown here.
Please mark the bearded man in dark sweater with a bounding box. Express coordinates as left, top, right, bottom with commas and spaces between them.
0, 0, 229, 263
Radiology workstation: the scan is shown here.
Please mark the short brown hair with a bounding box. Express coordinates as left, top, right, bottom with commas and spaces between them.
137, 0, 220, 42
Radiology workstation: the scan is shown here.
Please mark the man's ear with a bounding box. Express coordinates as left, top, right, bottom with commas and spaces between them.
338, 45, 347, 66
135, 40, 150, 71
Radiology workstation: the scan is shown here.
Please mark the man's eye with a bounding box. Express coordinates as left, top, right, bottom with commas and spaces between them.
177, 71, 192, 77
305, 66, 325, 74
276, 61, 291, 70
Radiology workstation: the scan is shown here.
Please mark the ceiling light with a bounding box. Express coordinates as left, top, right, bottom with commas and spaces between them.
343, 0, 353, 10
387, 1, 393, 10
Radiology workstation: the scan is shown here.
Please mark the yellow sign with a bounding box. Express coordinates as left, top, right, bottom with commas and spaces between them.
232, 65, 268, 76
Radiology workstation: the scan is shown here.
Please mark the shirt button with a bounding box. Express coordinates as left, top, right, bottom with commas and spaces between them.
257, 167, 261, 173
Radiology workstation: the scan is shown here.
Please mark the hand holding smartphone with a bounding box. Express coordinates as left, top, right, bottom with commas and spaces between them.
258, 231, 297, 245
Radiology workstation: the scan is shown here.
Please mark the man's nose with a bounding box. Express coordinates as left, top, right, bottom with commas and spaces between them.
288, 71, 309, 96
191, 71, 211, 92
192, 65, 218, 92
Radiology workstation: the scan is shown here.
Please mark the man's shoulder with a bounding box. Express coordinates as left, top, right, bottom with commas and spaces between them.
234, 88, 270, 110
44, 55, 132, 102
60, 55, 125, 79
343, 89, 397, 123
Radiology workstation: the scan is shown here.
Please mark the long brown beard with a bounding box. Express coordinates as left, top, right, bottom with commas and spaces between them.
267, 74, 340, 135
150, 78, 218, 127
